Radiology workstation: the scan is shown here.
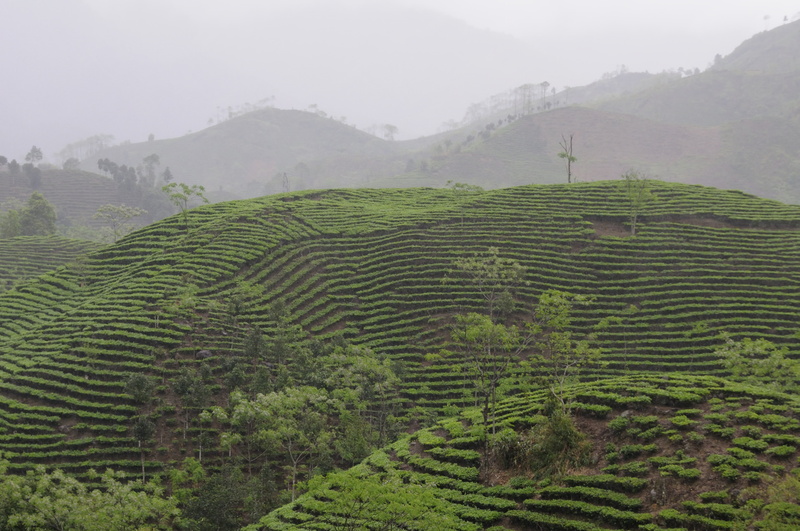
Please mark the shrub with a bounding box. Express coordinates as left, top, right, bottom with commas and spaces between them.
766, 445, 796, 458
618, 461, 649, 477
490, 428, 534, 470
524, 409, 592, 477
733, 437, 769, 452
631, 415, 659, 426
737, 458, 768, 471
678, 467, 702, 480
574, 402, 612, 418
740, 425, 763, 437
619, 443, 657, 458
608, 416, 630, 433
562, 474, 647, 493
670, 415, 698, 430
704, 412, 732, 424
699, 490, 729, 502
508, 476, 536, 489
707, 424, 736, 439
714, 464, 741, 482
638, 426, 664, 440
687, 431, 706, 444
727, 447, 755, 459
759, 501, 800, 529
659, 508, 738, 530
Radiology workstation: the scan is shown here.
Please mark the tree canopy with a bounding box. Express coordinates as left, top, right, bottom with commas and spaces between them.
715, 333, 800, 392
0, 192, 56, 238
162, 182, 209, 230
0, 462, 180, 530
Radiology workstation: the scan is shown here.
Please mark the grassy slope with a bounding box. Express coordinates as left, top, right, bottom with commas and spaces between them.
0, 181, 799, 485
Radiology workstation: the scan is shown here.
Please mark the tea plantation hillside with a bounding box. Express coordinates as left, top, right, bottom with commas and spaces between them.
1, 180, 800, 488
0, 167, 175, 230
0, 236, 101, 292
257, 374, 800, 530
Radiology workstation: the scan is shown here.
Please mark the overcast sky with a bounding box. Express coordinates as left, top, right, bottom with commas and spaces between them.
2, 0, 798, 161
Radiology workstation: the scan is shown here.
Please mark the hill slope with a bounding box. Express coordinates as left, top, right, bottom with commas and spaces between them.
82, 108, 406, 195
0, 236, 101, 292
256, 374, 800, 530
409, 103, 800, 204
391, 106, 721, 189
714, 18, 800, 74
1, 181, 800, 485
59, 21, 800, 206
0, 168, 174, 229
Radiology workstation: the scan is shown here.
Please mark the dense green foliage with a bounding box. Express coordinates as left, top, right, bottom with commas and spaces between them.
0, 460, 180, 530
0, 192, 57, 238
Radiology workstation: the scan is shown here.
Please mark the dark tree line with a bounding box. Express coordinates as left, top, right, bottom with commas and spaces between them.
97, 154, 173, 189
1, 146, 44, 189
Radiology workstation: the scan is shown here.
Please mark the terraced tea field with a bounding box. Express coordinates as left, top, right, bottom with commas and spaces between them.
0, 236, 101, 292
1, 180, 799, 486
0, 169, 123, 225
256, 375, 800, 530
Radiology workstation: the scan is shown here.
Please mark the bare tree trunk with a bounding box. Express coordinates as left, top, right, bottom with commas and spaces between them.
140, 440, 146, 482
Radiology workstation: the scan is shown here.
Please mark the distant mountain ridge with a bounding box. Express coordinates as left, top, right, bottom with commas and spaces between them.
76, 19, 800, 204
714, 18, 800, 74
81, 108, 404, 195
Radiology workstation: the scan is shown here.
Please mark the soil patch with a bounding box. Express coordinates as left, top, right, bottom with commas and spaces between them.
591, 220, 629, 238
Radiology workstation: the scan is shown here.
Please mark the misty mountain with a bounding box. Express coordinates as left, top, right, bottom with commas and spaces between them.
75, 18, 800, 204
713, 17, 800, 74
3, 2, 541, 160
589, 19, 800, 129
80, 108, 406, 195
403, 19, 800, 201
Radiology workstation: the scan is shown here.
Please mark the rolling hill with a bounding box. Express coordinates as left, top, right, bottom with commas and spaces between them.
408, 102, 800, 204
69, 20, 800, 207
1, 168, 121, 225
1, 180, 800, 528
6, 15, 800, 531
80, 108, 408, 196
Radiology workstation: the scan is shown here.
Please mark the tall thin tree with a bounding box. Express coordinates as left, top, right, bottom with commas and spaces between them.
558, 134, 576, 184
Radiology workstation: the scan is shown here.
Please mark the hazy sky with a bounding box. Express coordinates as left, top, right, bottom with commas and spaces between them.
2, 0, 798, 162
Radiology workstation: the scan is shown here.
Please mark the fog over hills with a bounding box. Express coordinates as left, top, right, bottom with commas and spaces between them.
2, 0, 797, 162
7, 3, 800, 527
2, 1, 538, 160
57, 17, 800, 205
